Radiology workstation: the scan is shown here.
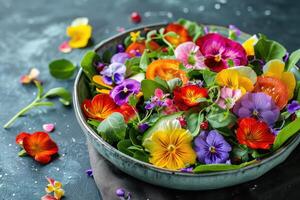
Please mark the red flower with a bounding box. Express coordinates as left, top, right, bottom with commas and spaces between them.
82, 94, 119, 121
16, 132, 59, 164
173, 85, 208, 110
118, 104, 136, 122
236, 118, 275, 150
164, 23, 192, 46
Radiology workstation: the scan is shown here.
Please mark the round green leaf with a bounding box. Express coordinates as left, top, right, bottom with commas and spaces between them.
49, 59, 76, 79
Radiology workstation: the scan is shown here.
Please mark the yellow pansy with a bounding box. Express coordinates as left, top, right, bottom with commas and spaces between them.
130, 31, 141, 42
216, 68, 254, 94
45, 179, 65, 200
144, 121, 196, 170
92, 75, 112, 94
67, 24, 92, 48
242, 35, 258, 56
263, 59, 296, 99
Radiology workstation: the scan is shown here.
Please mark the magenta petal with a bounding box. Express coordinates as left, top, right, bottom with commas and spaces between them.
42, 123, 55, 132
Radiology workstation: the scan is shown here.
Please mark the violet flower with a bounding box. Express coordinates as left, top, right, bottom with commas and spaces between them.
145, 89, 168, 110
100, 62, 126, 85
194, 130, 232, 164
287, 100, 300, 114
138, 123, 149, 132
116, 44, 125, 53
180, 166, 193, 173
228, 24, 241, 38
111, 52, 130, 64
216, 87, 242, 109
85, 169, 93, 177
110, 79, 141, 106
233, 92, 280, 125
174, 42, 206, 69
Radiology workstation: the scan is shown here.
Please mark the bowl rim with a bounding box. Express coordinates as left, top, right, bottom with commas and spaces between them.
73, 22, 300, 177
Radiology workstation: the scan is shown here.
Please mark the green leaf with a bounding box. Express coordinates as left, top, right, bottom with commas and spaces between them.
177, 18, 204, 41
254, 35, 286, 62
232, 146, 249, 163
102, 50, 112, 63
128, 95, 138, 107
87, 119, 101, 128
129, 127, 141, 146
202, 70, 217, 87
141, 79, 168, 99
167, 78, 182, 92
164, 31, 179, 38
117, 139, 133, 156
286, 49, 300, 71
97, 112, 127, 144
49, 59, 76, 80
186, 112, 204, 137
33, 101, 55, 107
273, 117, 300, 150
124, 35, 132, 48
206, 108, 236, 128
133, 151, 149, 162
18, 149, 27, 157
154, 77, 169, 89
43, 87, 72, 106
80, 51, 99, 80
125, 57, 141, 76
193, 160, 257, 173
139, 51, 149, 71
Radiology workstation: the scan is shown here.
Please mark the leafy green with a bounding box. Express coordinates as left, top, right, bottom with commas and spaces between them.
133, 151, 149, 162
186, 112, 204, 137
202, 70, 217, 87
206, 107, 236, 128
177, 18, 204, 41
273, 117, 300, 150
193, 160, 257, 173
125, 57, 141, 76
167, 78, 182, 92
102, 50, 112, 63
43, 87, 72, 106
232, 146, 249, 163
286, 49, 300, 71
97, 112, 127, 144
254, 34, 286, 62
141, 79, 168, 99
87, 119, 101, 129
124, 35, 132, 47
49, 59, 76, 80
139, 51, 149, 71
117, 139, 134, 156
80, 51, 99, 80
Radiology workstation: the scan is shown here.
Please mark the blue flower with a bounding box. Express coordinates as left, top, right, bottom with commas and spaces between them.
287, 100, 300, 114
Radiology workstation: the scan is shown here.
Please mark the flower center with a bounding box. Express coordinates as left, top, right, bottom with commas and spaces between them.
123, 87, 128, 93
252, 109, 259, 116
209, 146, 216, 153
188, 53, 196, 65
167, 144, 176, 152
214, 54, 222, 62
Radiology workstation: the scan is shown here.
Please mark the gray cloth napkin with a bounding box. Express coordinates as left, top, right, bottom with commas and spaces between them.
87, 141, 300, 200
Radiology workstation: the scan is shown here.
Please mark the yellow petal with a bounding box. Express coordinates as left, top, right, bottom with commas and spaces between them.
67, 25, 92, 48
53, 181, 62, 188
45, 185, 54, 193
54, 189, 65, 200
238, 76, 254, 93
281, 72, 296, 99
96, 88, 111, 94
216, 69, 239, 90
92, 75, 112, 89
242, 35, 258, 56
263, 59, 284, 79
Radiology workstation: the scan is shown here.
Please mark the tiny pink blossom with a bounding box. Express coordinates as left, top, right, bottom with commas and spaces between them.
163, 98, 178, 115
217, 87, 242, 109
43, 123, 55, 133
58, 41, 72, 53
174, 42, 206, 69
154, 88, 164, 99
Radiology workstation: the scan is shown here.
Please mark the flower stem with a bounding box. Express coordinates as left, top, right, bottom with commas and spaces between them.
3, 98, 38, 129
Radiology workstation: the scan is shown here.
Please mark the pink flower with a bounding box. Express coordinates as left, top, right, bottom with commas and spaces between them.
196, 33, 248, 72
217, 87, 242, 109
163, 98, 178, 114
174, 42, 205, 69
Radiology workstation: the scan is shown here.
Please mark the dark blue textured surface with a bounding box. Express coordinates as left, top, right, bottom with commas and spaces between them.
0, 0, 300, 199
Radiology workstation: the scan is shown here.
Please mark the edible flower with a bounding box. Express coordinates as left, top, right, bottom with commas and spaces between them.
233, 92, 280, 125
118, 103, 136, 122
164, 23, 191, 46
242, 35, 258, 56
144, 120, 196, 170
43, 123, 55, 133
145, 88, 169, 110
58, 41, 72, 53
146, 59, 188, 84
110, 79, 141, 106
130, 31, 141, 42
20, 68, 40, 84
174, 42, 205, 69
16, 132, 59, 164
125, 41, 160, 57
100, 62, 126, 85
173, 85, 208, 111
92, 75, 112, 94
263, 59, 296, 99
196, 33, 248, 72
194, 130, 232, 164
44, 177, 65, 200
82, 94, 119, 121
66, 17, 92, 48
236, 117, 275, 150
111, 52, 130, 64
216, 87, 242, 109
287, 100, 300, 114
216, 68, 254, 94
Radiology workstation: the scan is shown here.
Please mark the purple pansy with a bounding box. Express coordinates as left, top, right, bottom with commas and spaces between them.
233, 92, 280, 125
287, 100, 300, 114
194, 130, 232, 164
111, 52, 130, 64
100, 62, 126, 85
110, 79, 141, 106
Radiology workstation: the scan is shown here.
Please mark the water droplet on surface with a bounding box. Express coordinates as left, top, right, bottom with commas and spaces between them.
182, 7, 189, 13
214, 3, 221, 10
197, 5, 205, 12
264, 10, 271, 16
235, 10, 241, 16
72, 137, 76, 143
247, 6, 253, 12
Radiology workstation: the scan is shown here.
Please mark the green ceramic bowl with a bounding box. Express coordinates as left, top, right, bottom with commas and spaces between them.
73, 23, 300, 190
